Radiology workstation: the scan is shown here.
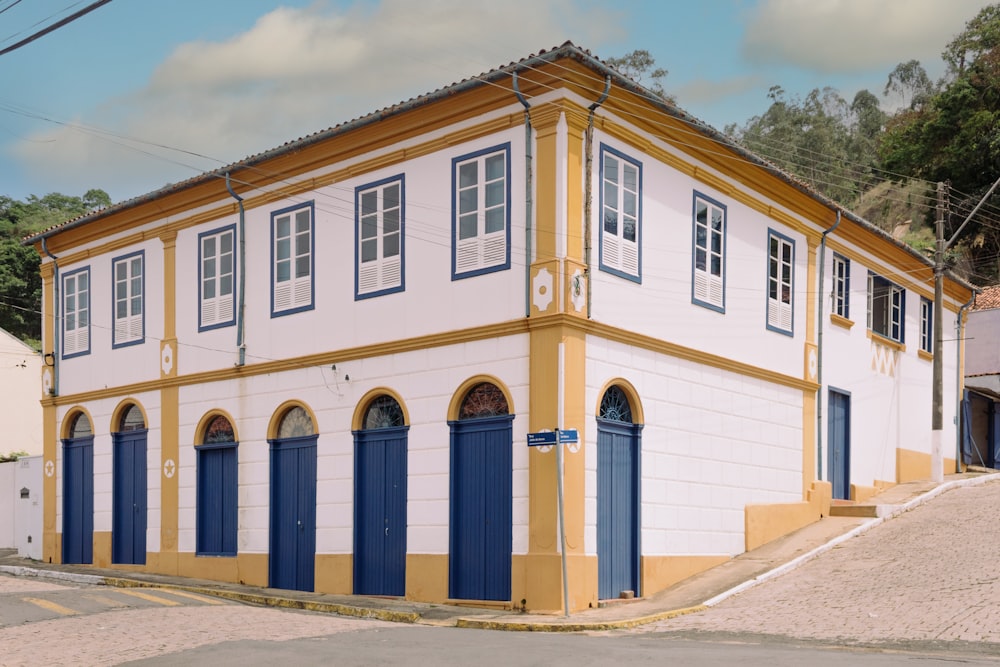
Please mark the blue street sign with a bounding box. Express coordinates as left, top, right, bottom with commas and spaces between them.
527, 431, 557, 447
558, 429, 579, 444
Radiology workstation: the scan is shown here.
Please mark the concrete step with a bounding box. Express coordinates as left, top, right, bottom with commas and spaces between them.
828, 503, 880, 518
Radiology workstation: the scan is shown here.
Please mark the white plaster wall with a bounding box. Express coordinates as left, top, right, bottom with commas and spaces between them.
586, 336, 803, 558
54, 239, 165, 397
54, 391, 161, 554
0, 329, 42, 456
174, 128, 527, 378
175, 334, 530, 556
967, 308, 1000, 375
819, 245, 961, 487
585, 127, 811, 382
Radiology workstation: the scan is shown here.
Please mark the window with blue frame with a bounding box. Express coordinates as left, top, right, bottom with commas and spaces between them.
62, 267, 90, 359
271, 202, 315, 316
767, 230, 794, 335
199, 225, 236, 331
832, 253, 850, 319
112, 251, 144, 348
920, 296, 933, 353
196, 414, 238, 556
867, 272, 905, 343
600, 144, 641, 282
356, 175, 404, 299
452, 144, 510, 279
692, 193, 726, 310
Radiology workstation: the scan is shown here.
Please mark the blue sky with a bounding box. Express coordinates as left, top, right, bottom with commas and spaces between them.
0, 0, 992, 204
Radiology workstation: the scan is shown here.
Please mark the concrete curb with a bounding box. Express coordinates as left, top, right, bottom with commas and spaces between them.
0, 565, 105, 586
454, 604, 707, 632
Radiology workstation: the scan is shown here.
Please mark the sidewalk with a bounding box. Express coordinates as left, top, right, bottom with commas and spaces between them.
3, 471, 996, 632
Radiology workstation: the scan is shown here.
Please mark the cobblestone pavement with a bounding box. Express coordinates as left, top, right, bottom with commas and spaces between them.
0, 589, 390, 666
639, 480, 1000, 648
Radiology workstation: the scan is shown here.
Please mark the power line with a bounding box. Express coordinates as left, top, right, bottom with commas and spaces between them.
0, 0, 113, 58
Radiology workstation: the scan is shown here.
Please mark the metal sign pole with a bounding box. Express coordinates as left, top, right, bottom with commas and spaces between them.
557, 342, 569, 617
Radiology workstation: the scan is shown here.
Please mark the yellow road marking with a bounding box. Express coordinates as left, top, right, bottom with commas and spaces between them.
83, 594, 130, 608
157, 589, 226, 605
116, 589, 182, 606
23, 597, 78, 616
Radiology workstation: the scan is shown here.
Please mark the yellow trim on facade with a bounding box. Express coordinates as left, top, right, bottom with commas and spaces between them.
160, 384, 179, 573
59, 406, 95, 439
918, 349, 934, 362
266, 400, 321, 440
830, 313, 855, 330
110, 399, 150, 433
573, 317, 818, 393
593, 377, 646, 425
446, 375, 516, 422
193, 408, 242, 444
351, 387, 411, 431
866, 329, 906, 353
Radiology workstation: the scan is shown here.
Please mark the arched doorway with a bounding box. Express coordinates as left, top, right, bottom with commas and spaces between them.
196, 414, 238, 556
596, 385, 641, 600
353, 394, 408, 596
268, 405, 317, 592
112, 403, 147, 565
62, 411, 93, 564
449, 381, 513, 601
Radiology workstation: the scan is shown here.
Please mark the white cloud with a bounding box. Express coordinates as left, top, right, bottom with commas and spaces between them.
742, 0, 995, 74
12, 0, 622, 201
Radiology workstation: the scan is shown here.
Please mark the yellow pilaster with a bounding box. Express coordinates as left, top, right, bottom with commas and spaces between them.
39, 262, 58, 563
159, 231, 179, 573
522, 101, 595, 612
802, 234, 820, 497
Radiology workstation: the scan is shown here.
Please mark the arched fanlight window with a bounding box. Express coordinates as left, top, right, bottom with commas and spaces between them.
363, 396, 404, 430
203, 415, 235, 443
69, 412, 92, 438
119, 404, 145, 432
599, 386, 633, 423
277, 406, 314, 438
458, 382, 509, 420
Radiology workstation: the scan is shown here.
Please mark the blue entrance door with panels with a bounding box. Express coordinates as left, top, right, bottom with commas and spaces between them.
269, 436, 317, 592
112, 431, 147, 565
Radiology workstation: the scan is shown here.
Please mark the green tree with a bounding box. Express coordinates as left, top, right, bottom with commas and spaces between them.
606, 49, 670, 100
879, 3, 1000, 281
0, 189, 111, 346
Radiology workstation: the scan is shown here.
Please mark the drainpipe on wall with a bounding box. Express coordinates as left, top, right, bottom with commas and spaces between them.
584, 76, 611, 319
40, 238, 59, 397
226, 173, 247, 367
956, 290, 977, 471
816, 210, 841, 480
512, 72, 533, 318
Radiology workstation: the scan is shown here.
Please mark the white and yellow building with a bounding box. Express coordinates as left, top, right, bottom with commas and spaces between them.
26, 43, 973, 612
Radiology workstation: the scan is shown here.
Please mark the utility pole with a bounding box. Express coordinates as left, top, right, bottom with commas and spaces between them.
931, 182, 946, 483
933, 174, 1000, 481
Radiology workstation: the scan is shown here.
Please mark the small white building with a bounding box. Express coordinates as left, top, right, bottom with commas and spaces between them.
25, 43, 973, 612
0, 327, 42, 457
964, 285, 1000, 468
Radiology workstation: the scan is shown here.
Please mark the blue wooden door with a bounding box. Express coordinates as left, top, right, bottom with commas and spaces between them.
196, 444, 238, 555
62, 436, 93, 564
269, 436, 317, 591
112, 431, 147, 565
828, 389, 851, 500
449, 416, 513, 601
597, 419, 640, 600
354, 426, 408, 596
990, 403, 1000, 469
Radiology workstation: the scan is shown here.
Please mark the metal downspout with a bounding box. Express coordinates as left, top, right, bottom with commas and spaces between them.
584, 76, 611, 319
41, 238, 59, 396
226, 173, 247, 367
512, 72, 533, 318
956, 291, 977, 471
816, 210, 841, 480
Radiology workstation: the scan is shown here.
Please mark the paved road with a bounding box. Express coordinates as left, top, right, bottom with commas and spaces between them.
0, 573, 391, 666
637, 479, 1000, 655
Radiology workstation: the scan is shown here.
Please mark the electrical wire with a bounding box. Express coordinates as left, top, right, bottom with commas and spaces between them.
0, 0, 113, 57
